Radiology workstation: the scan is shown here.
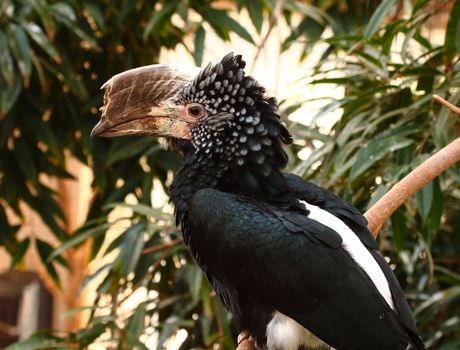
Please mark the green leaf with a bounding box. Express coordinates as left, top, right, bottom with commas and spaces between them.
0, 74, 22, 116
81, 262, 113, 291
23, 22, 60, 61
390, 209, 406, 251
350, 136, 414, 178
189, 265, 203, 304
8, 24, 32, 84
83, 3, 106, 31
104, 202, 164, 218
61, 305, 98, 320
414, 286, 460, 316
36, 239, 61, 287
363, 0, 397, 39
31, 0, 55, 36
143, 1, 177, 41
200, 8, 254, 44
126, 303, 147, 340
247, 0, 263, 34
117, 221, 146, 276
416, 180, 433, 222
4, 334, 60, 350
11, 238, 30, 267
0, 30, 15, 85
430, 177, 443, 232
12, 138, 39, 189
106, 137, 153, 165
444, 0, 460, 62
74, 323, 110, 343
51, 3, 98, 49
49, 223, 110, 260
193, 25, 205, 66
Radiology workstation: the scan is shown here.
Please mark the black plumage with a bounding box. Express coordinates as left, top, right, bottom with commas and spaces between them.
93, 53, 425, 350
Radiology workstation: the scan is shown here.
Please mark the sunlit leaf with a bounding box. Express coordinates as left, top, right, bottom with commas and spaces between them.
49, 223, 110, 260
126, 303, 147, 341
350, 136, 414, 178
4, 334, 61, 350
23, 22, 60, 61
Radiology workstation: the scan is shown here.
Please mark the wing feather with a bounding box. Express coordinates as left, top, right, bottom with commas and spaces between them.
189, 188, 414, 350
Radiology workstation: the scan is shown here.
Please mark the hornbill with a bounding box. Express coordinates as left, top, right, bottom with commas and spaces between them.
91, 53, 425, 350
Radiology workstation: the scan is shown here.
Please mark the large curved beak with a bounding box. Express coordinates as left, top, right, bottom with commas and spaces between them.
91, 64, 200, 139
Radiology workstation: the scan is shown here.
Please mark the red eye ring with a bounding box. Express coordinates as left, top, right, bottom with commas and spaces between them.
187, 103, 205, 118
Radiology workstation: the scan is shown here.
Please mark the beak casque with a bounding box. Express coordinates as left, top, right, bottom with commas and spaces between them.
91, 64, 200, 139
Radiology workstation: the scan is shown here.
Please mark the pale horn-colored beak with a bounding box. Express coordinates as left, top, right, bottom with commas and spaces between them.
91, 64, 200, 138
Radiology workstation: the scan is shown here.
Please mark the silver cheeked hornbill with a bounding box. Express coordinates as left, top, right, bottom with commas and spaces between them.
91, 53, 425, 350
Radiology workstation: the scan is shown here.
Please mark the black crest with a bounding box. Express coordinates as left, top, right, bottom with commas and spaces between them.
179, 53, 266, 116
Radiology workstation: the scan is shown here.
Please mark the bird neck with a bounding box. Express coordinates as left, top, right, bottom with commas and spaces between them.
169, 142, 289, 232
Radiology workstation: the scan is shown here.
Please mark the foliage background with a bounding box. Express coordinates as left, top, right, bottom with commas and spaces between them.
0, 0, 459, 349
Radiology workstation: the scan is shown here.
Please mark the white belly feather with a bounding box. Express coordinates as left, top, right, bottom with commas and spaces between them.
266, 311, 331, 350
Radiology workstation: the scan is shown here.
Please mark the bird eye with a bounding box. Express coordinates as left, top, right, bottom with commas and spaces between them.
187, 103, 205, 118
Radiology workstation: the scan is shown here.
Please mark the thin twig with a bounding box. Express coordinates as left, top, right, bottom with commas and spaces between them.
237, 96, 460, 349
433, 94, 460, 114
142, 237, 182, 254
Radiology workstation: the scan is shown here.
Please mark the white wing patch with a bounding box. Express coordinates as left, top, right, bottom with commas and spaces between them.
266, 311, 330, 350
299, 200, 395, 310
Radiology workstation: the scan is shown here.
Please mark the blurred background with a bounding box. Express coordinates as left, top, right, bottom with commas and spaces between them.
0, 0, 459, 349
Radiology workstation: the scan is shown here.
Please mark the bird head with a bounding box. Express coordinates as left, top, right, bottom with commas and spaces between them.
92, 53, 292, 176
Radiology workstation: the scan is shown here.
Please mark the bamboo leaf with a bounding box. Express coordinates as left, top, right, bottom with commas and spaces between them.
12, 138, 39, 189
444, 0, 460, 62
4, 334, 60, 350
36, 239, 61, 287
126, 304, 147, 341
104, 202, 164, 218
430, 177, 443, 232
8, 24, 32, 83
193, 25, 205, 66
416, 179, 433, 222
11, 238, 30, 267
23, 22, 60, 62
143, 1, 177, 41
0, 72, 22, 116
247, 0, 263, 34
0, 30, 15, 85
49, 223, 110, 260
118, 221, 146, 276
51, 3, 97, 48
363, 0, 397, 39
106, 137, 153, 165
350, 136, 414, 178
83, 3, 106, 31
200, 8, 254, 44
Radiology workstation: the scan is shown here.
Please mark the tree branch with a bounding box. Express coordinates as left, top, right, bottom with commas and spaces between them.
365, 136, 460, 236
236, 95, 460, 349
